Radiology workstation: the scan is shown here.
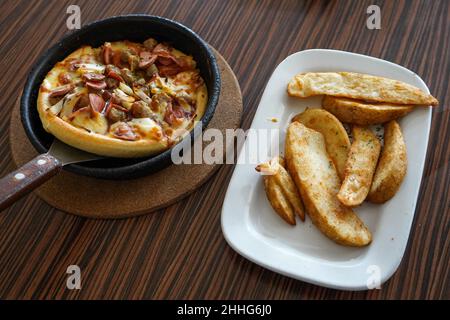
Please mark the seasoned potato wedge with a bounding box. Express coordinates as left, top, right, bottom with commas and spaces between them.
256, 156, 305, 224
287, 72, 438, 105
264, 178, 296, 225
292, 108, 350, 180
273, 159, 306, 221
285, 122, 372, 246
338, 126, 381, 207
368, 120, 407, 203
322, 96, 414, 125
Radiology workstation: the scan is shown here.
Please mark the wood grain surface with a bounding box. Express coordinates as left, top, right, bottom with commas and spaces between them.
0, 0, 448, 299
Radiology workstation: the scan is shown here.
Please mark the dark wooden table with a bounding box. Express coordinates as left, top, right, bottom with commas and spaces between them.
0, 0, 448, 299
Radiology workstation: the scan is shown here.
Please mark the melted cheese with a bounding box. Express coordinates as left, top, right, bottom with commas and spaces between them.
71, 110, 108, 134
60, 88, 88, 118
129, 118, 162, 139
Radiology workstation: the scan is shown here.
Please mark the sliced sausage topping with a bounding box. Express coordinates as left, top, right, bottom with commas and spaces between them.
58, 73, 72, 85
139, 51, 158, 69
49, 84, 74, 97
86, 81, 107, 90
89, 93, 105, 113
111, 122, 138, 141
103, 43, 112, 65
83, 72, 105, 81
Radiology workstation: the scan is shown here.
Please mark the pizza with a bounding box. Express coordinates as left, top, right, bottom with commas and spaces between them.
37, 38, 207, 157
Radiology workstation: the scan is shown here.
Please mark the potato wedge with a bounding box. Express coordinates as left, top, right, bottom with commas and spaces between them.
337, 126, 381, 207
292, 108, 350, 180
368, 120, 407, 203
273, 159, 306, 221
256, 156, 305, 224
285, 122, 372, 246
287, 72, 438, 105
264, 178, 296, 225
322, 96, 414, 125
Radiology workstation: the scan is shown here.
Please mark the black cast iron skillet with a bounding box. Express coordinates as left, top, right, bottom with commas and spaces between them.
0, 15, 220, 210
21, 14, 220, 179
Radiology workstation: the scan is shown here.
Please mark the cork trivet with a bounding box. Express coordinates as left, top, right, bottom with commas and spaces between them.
9, 50, 242, 219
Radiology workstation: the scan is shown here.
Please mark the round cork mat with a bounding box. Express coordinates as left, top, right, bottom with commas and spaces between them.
9, 50, 242, 219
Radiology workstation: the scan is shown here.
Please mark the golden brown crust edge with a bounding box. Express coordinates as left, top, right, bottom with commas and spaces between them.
37, 93, 169, 158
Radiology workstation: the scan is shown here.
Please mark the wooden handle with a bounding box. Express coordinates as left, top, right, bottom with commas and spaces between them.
0, 154, 62, 211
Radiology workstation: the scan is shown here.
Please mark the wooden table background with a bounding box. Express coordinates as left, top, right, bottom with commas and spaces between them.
0, 0, 448, 299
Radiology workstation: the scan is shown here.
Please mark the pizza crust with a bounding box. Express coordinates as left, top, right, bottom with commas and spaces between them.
38, 92, 170, 157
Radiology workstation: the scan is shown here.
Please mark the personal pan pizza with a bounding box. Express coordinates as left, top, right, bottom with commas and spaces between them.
38, 38, 207, 157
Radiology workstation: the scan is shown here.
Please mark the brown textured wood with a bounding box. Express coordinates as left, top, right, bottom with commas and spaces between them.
8, 49, 242, 218
0, 154, 62, 212
0, 0, 448, 299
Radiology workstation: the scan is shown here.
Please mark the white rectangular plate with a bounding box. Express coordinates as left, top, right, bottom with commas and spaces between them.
221, 49, 432, 290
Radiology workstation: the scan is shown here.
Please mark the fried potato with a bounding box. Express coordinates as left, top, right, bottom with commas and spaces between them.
368, 120, 407, 203
256, 156, 305, 224
322, 96, 414, 125
292, 108, 350, 180
337, 126, 381, 207
287, 72, 438, 106
285, 122, 372, 246
264, 178, 296, 225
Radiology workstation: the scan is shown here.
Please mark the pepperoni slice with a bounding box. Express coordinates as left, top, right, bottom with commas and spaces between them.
139, 51, 158, 69
68, 106, 90, 120
152, 43, 172, 57
83, 73, 105, 81
112, 122, 138, 141
89, 93, 105, 113
164, 104, 185, 125
112, 50, 122, 67
103, 44, 112, 65
157, 57, 173, 66
86, 81, 107, 90
152, 43, 194, 70
112, 103, 128, 112
107, 70, 124, 82
58, 73, 71, 84
104, 101, 128, 116
49, 84, 74, 97
158, 64, 183, 76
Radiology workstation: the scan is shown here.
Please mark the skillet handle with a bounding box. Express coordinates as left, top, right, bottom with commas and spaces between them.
0, 154, 62, 211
